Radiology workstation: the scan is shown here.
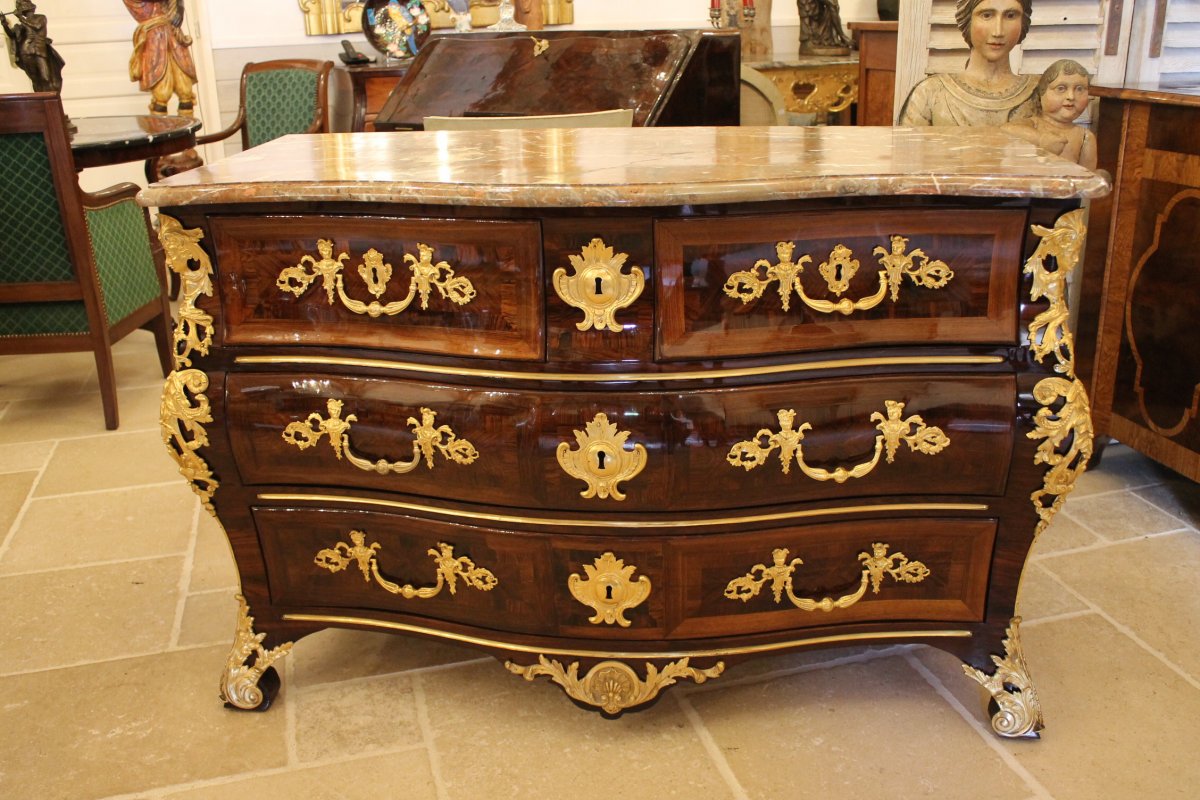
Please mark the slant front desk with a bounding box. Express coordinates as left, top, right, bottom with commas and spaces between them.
372, 29, 739, 130
141, 127, 1106, 737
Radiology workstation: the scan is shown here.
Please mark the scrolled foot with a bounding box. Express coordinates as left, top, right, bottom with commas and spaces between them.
962, 617, 1044, 738
220, 595, 293, 711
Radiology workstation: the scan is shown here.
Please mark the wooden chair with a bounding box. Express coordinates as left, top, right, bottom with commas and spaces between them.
0, 93, 173, 430
198, 59, 334, 151
422, 109, 635, 131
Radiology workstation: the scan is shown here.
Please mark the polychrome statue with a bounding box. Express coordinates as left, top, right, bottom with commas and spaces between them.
124, 0, 198, 116
1003, 59, 1097, 170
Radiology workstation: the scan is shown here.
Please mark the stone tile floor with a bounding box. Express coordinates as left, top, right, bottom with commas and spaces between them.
1, 331, 1198, 799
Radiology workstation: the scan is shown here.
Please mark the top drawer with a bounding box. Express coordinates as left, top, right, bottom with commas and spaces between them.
211, 215, 544, 360
656, 208, 1024, 359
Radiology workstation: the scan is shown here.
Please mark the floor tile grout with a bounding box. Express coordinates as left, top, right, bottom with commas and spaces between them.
0, 550, 189, 579
294, 655, 492, 692
168, 499, 204, 649
0, 439, 57, 565
27, 479, 188, 501
1031, 525, 1194, 562
412, 673, 450, 800
903, 650, 1056, 800
1036, 563, 1200, 692
673, 692, 750, 800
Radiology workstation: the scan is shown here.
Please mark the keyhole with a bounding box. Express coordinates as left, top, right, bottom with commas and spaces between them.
594, 276, 604, 295
605, 585, 614, 601
596, 451, 607, 470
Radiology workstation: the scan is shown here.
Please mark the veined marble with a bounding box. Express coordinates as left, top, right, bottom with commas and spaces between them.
138, 126, 1109, 209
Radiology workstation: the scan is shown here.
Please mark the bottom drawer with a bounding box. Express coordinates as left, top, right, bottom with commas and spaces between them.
254, 503, 995, 642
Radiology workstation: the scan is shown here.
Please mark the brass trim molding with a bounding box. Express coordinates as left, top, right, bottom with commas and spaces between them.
315, 531, 498, 599
257, 493, 989, 529
161, 369, 218, 516
962, 617, 1043, 738
727, 400, 949, 483
221, 595, 293, 710
282, 399, 478, 475
505, 656, 724, 715
725, 542, 930, 611
568, 552, 651, 626
723, 237, 953, 316
277, 240, 476, 318
552, 238, 645, 333
158, 215, 214, 369
556, 413, 646, 501
234, 354, 1005, 383
282, 612, 971, 658
1024, 210, 1093, 537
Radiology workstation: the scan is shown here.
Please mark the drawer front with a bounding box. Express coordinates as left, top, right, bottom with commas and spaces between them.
226, 371, 1014, 510
211, 215, 544, 360
656, 208, 1024, 359
253, 505, 992, 640
254, 506, 552, 633
666, 516, 995, 638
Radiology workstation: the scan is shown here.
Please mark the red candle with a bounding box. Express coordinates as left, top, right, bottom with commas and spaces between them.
711, 0, 720, 9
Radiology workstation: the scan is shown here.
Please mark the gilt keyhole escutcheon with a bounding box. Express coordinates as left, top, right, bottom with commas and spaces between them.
568, 553, 651, 627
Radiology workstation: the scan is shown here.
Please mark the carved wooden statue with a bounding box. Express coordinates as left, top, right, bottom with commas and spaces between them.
797, 0, 850, 56
898, 0, 1037, 127
1, 0, 65, 94
124, 0, 198, 116
1002, 59, 1097, 170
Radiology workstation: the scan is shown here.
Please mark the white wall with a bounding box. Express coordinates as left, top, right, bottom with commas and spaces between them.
204, 0, 880, 48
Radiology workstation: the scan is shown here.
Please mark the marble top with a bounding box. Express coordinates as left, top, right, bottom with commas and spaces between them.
71, 115, 200, 153
139, 126, 1110, 209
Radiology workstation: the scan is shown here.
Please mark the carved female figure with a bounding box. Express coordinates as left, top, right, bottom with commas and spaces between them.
898, 0, 1037, 127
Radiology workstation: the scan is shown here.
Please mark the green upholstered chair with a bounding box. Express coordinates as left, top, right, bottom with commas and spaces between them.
0, 92, 173, 430
197, 59, 334, 151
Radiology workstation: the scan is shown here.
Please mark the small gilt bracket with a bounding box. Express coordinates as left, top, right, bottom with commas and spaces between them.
157, 214, 214, 369
556, 413, 647, 500
531, 36, 549, 57
723, 236, 953, 316
505, 656, 724, 716
220, 595, 293, 710
568, 552, 651, 627
1024, 209, 1093, 537
277, 239, 476, 317
282, 399, 479, 475
161, 369, 218, 516
552, 238, 645, 332
962, 617, 1044, 738
727, 400, 949, 483
724, 542, 930, 611
314, 530, 498, 599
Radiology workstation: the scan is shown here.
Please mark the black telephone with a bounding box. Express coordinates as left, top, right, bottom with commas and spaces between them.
339, 40, 373, 65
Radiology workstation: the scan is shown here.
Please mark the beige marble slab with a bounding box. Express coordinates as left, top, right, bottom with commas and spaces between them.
140, 127, 1110, 209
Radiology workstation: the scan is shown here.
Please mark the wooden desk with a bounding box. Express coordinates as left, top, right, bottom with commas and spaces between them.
143, 126, 1105, 735
342, 62, 411, 132
849, 21, 898, 126
1075, 85, 1200, 480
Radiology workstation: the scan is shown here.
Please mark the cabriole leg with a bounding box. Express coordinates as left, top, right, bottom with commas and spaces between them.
220, 594, 293, 711
962, 617, 1044, 738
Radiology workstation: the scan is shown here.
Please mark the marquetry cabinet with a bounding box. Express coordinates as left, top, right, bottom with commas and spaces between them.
143, 126, 1105, 737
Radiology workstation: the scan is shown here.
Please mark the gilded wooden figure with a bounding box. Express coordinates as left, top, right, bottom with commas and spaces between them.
124, 0, 198, 116
898, 0, 1037, 127
1, 0, 65, 94
1002, 59, 1097, 170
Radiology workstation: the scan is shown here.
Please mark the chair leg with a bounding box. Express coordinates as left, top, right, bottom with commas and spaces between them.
93, 343, 120, 430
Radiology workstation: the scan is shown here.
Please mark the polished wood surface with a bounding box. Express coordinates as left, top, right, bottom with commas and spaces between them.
343, 62, 410, 132
69, 114, 200, 170
373, 29, 739, 130
1076, 87, 1200, 480
849, 21, 898, 126
149, 127, 1098, 720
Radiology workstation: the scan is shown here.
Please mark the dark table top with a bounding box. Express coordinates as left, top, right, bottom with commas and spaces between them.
70, 115, 201, 169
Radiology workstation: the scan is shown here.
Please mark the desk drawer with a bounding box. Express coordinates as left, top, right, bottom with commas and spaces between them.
227, 371, 1013, 511
656, 208, 1024, 359
211, 215, 544, 360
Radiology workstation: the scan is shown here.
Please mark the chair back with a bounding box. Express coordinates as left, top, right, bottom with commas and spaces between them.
240, 59, 333, 149
739, 66, 787, 126
422, 108, 635, 131
0, 93, 100, 337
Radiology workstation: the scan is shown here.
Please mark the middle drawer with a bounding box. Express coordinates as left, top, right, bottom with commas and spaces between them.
227, 370, 1015, 512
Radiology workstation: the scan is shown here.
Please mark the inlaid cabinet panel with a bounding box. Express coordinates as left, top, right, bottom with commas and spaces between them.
665, 516, 996, 638
225, 371, 1013, 511
210, 215, 545, 360
656, 208, 1025, 359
